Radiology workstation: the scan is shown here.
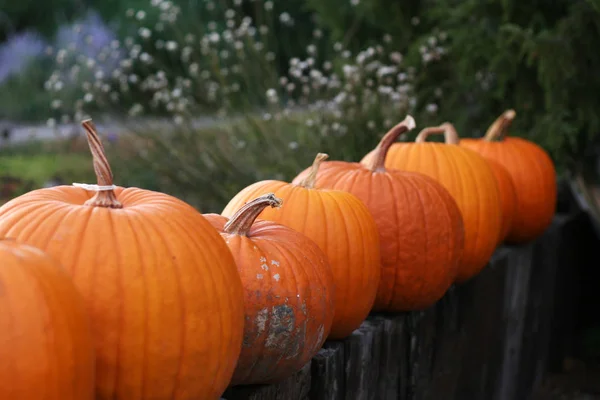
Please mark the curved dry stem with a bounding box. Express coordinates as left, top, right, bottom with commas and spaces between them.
363, 115, 416, 172
81, 119, 122, 208
223, 193, 283, 236
484, 109, 516, 141
415, 122, 460, 145
297, 153, 329, 189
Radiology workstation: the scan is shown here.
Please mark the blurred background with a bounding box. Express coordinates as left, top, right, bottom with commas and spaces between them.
0, 0, 599, 213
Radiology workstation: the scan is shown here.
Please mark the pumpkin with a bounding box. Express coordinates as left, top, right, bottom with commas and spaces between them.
0, 120, 245, 400
361, 121, 502, 283
459, 110, 558, 243
293, 116, 465, 311
205, 193, 335, 385
0, 239, 95, 400
486, 159, 518, 243
221, 153, 381, 339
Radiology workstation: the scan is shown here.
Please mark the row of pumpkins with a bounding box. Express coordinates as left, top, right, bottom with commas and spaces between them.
0, 110, 556, 399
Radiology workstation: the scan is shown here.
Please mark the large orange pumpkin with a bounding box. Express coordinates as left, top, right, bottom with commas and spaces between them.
459, 109, 558, 243
293, 116, 465, 311
221, 153, 381, 339
361, 121, 502, 283
0, 120, 245, 400
205, 193, 335, 385
486, 159, 518, 243
0, 239, 95, 400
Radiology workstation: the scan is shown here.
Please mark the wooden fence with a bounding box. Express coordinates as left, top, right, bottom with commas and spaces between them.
222, 200, 596, 400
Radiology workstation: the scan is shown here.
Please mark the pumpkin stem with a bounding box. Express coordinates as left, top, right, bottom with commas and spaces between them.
81, 119, 123, 209
223, 193, 283, 236
363, 115, 416, 172
296, 153, 329, 189
484, 109, 516, 141
415, 122, 460, 145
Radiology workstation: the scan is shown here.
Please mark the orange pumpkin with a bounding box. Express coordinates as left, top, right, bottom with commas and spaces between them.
0, 239, 95, 400
460, 110, 558, 243
205, 193, 335, 385
486, 159, 518, 243
0, 120, 245, 400
221, 153, 381, 339
293, 116, 465, 311
361, 121, 502, 283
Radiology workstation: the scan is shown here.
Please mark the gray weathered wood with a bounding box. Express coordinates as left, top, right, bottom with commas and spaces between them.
343, 319, 384, 400
371, 314, 407, 400
223, 361, 311, 400
309, 341, 345, 400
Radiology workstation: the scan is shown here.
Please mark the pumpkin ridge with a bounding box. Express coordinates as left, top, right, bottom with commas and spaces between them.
121, 208, 150, 399
25, 257, 60, 395
404, 174, 431, 306
4, 203, 66, 248
415, 173, 461, 288
321, 191, 350, 323
105, 210, 127, 397
0, 257, 18, 389
134, 210, 203, 397
379, 173, 400, 309
459, 148, 484, 270
58, 204, 94, 280
154, 211, 233, 396
342, 194, 369, 320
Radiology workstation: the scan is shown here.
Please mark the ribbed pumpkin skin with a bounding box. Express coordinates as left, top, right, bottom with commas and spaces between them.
0, 240, 95, 400
486, 159, 518, 243
205, 215, 335, 385
0, 187, 245, 400
292, 164, 464, 311
460, 137, 557, 243
221, 181, 381, 339
362, 144, 502, 282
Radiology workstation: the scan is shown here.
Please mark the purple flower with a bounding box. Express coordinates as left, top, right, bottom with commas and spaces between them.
0, 31, 47, 83
55, 11, 125, 74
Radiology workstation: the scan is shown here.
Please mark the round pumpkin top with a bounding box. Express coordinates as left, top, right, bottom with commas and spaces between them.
360, 122, 502, 282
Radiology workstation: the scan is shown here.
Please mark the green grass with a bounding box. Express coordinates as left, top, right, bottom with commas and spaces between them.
0, 141, 95, 201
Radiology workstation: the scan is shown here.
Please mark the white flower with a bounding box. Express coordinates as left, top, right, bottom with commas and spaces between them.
288, 141, 299, 150
136, 10, 146, 20
83, 93, 94, 103
426, 103, 438, 114
264, 1, 273, 11
350, 0, 360, 5
376, 66, 397, 78
166, 41, 178, 51
138, 27, 151, 38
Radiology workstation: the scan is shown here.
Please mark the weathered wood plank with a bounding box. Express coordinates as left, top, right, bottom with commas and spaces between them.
453, 252, 510, 400
309, 341, 345, 400
343, 318, 384, 400
371, 314, 407, 400
405, 307, 436, 400
223, 361, 311, 400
